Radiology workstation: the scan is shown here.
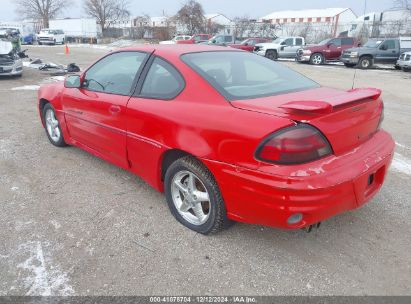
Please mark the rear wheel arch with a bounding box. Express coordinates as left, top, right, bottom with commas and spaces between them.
161, 149, 193, 182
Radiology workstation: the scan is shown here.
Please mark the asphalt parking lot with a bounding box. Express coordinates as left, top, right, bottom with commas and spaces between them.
0, 45, 410, 296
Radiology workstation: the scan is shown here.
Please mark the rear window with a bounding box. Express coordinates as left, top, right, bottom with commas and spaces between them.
181, 51, 319, 100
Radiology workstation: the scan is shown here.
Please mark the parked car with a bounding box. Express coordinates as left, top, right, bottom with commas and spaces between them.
176, 34, 211, 44
341, 37, 411, 69
159, 35, 191, 45
0, 40, 23, 77
229, 38, 271, 52
37, 29, 65, 45
21, 33, 35, 45
206, 34, 237, 46
396, 51, 411, 71
297, 37, 360, 65
38, 45, 394, 234
254, 37, 305, 60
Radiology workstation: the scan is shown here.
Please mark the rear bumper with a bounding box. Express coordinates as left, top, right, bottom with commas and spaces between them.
202, 130, 394, 229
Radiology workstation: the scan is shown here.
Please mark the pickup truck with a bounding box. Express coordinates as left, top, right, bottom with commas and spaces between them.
37, 29, 65, 45
229, 38, 271, 52
341, 37, 411, 69
176, 34, 211, 44
254, 37, 305, 60
297, 37, 360, 65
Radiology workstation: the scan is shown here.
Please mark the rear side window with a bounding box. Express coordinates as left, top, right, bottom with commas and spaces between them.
224, 36, 232, 42
140, 57, 185, 99
295, 38, 303, 46
342, 38, 354, 45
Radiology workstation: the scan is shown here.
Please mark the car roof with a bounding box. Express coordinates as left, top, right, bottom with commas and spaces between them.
121, 44, 243, 56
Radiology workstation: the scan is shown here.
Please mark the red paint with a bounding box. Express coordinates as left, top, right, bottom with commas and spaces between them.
229, 38, 271, 52
38, 45, 394, 230
175, 34, 211, 44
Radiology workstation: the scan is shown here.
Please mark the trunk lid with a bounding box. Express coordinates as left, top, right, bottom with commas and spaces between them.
231, 87, 383, 155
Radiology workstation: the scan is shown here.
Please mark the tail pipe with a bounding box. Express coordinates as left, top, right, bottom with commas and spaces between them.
303, 222, 321, 233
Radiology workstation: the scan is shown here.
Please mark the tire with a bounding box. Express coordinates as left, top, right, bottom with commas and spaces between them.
358, 56, 373, 69
265, 50, 278, 60
395, 65, 401, 70
344, 63, 356, 68
164, 156, 232, 234
42, 103, 67, 147
310, 53, 324, 65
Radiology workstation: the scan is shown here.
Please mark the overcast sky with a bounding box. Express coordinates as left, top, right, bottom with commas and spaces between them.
0, 0, 397, 21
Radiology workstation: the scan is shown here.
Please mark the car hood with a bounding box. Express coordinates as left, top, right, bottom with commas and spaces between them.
0, 40, 13, 55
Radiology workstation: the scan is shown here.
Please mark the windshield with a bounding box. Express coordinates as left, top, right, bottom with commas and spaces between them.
241, 39, 250, 45
363, 40, 383, 48
181, 51, 319, 100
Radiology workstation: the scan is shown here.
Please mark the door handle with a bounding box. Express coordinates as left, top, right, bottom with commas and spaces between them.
109, 105, 121, 115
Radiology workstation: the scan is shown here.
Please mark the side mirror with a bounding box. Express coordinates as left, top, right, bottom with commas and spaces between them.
380, 45, 387, 50
244, 42, 249, 46
211, 39, 216, 44
65, 75, 81, 88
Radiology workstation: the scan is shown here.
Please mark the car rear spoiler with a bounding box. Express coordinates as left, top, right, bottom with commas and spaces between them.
280, 88, 382, 114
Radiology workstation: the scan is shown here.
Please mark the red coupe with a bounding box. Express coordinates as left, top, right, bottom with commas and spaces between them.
38, 45, 394, 234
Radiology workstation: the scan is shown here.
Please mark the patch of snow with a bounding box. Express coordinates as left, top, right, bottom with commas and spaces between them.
11, 85, 40, 91
11, 186, 19, 191
391, 153, 411, 176
17, 241, 74, 296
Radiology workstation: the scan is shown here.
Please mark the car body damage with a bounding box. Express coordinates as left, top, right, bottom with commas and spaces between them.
0, 40, 23, 77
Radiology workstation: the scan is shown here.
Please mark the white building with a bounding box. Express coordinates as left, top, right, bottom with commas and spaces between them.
259, 8, 357, 38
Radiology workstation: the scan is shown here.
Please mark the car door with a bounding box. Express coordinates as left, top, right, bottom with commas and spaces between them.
279, 38, 294, 57
126, 56, 185, 183
61, 51, 149, 169
375, 39, 398, 63
328, 38, 342, 60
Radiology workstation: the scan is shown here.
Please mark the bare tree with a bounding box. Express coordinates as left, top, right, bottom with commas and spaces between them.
14, 0, 69, 28
174, 0, 205, 34
83, 0, 130, 36
394, 0, 411, 9
132, 14, 151, 39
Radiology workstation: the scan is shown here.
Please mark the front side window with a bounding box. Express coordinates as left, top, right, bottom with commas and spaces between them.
224, 36, 232, 42
83, 51, 147, 95
283, 38, 294, 46
330, 38, 341, 46
182, 51, 319, 100
140, 57, 185, 99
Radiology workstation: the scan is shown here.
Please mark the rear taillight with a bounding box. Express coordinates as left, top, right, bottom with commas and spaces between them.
255, 124, 333, 165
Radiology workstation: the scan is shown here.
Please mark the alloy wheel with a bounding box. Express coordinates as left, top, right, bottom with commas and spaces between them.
171, 170, 210, 226
312, 54, 323, 65
45, 109, 61, 143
